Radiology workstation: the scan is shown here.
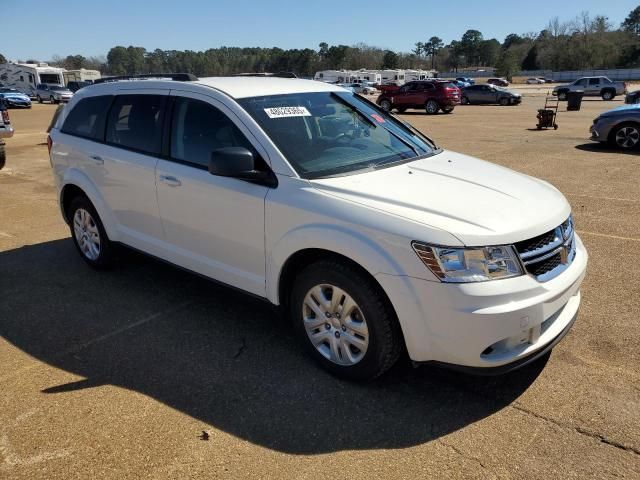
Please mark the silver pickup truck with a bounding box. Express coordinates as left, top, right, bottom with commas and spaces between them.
553, 76, 628, 101
0, 98, 14, 170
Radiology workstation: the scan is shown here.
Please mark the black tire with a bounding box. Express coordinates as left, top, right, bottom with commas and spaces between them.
0, 143, 5, 170
499, 97, 510, 106
396, 107, 407, 113
601, 89, 615, 101
290, 259, 403, 381
461, 96, 470, 105
67, 195, 115, 269
379, 99, 392, 112
608, 122, 640, 150
37, 95, 43, 104
425, 99, 439, 115
49, 95, 56, 104
442, 107, 454, 114
557, 90, 568, 101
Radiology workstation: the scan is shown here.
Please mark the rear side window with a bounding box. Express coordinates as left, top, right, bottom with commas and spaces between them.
61, 95, 113, 140
170, 97, 255, 168
106, 94, 166, 155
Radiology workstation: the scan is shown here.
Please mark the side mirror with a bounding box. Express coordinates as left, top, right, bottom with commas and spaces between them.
209, 147, 255, 176
209, 147, 278, 188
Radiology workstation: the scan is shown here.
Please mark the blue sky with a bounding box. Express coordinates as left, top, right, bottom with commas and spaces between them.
3, 0, 638, 60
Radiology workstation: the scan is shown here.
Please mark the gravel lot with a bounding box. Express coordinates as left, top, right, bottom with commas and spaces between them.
1, 86, 639, 479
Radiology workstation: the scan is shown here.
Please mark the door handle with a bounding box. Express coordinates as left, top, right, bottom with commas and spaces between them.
89, 154, 103, 164
159, 175, 182, 187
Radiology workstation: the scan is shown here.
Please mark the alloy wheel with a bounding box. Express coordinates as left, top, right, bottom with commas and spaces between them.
615, 126, 640, 149
302, 284, 369, 366
73, 208, 101, 260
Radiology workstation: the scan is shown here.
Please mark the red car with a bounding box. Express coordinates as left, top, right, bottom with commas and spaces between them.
376, 80, 461, 114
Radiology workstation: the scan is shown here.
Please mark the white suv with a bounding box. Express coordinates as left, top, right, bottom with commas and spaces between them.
48, 74, 588, 380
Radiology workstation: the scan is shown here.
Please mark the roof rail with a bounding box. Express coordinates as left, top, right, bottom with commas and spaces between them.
231, 72, 297, 78
93, 73, 198, 84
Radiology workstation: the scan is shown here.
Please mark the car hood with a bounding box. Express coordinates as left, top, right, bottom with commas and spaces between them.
2, 93, 29, 99
309, 150, 570, 246
600, 104, 640, 117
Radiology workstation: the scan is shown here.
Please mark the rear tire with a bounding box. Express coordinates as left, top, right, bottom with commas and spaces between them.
290, 259, 403, 381
461, 96, 470, 105
425, 100, 439, 114
499, 97, 509, 106
67, 196, 115, 269
601, 90, 615, 101
396, 107, 407, 113
37, 95, 43, 104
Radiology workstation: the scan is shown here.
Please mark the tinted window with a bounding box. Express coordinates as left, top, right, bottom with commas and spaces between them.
589, 78, 600, 86
106, 95, 165, 155
61, 95, 113, 140
170, 97, 254, 168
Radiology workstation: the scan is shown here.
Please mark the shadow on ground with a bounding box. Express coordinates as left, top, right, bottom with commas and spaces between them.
0, 239, 547, 454
575, 142, 640, 156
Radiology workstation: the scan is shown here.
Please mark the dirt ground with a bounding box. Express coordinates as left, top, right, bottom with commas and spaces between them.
1, 86, 639, 479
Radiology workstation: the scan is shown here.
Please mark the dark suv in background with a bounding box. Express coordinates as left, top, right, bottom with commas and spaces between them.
376, 80, 461, 114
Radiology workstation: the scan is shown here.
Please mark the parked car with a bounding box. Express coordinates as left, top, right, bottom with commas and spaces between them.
526, 78, 545, 84
349, 83, 377, 95
67, 80, 92, 93
48, 75, 587, 380
0, 87, 32, 108
590, 104, 640, 150
487, 78, 509, 87
456, 77, 475, 85
377, 80, 461, 114
461, 84, 522, 106
553, 77, 627, 101
0, 98, 13, 170
36, 84, 73, 104
336, 83, 355, 92
543, 78, 555, 83
452, 79, 471, 88
625, 90, 640, 104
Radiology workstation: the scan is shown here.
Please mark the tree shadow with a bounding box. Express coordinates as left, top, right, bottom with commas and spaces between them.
0, 239, 547, 454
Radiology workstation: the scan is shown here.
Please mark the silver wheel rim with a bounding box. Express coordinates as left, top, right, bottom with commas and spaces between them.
73, 208, 101, 260
381, 101, 390, 111
615, 127, 640, 148
604, 92, 612, 100
302, 284, 369, 366
427, 101, 438, 113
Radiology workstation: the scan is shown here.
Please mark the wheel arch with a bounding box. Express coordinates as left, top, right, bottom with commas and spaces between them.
59, 170, 118, 239
608, 121, 640, 147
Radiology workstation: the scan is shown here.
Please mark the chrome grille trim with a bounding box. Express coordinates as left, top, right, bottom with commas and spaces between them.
514, 216, 575, 282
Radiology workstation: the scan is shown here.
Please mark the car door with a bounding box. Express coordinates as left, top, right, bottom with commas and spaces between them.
465, 85, 480, 103
476, 85, 493, 103
97, 90, 168, 252
392, 83, 414, 107
586, 78, 601, 95
154, 91, 271, 297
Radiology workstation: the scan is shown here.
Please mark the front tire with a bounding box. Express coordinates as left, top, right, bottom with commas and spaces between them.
461, 96, 470, 105
0, 143, 5, 170
379, 99, 392, 112
67, 196, 115, 269
609, 123, 640, 150
442, 107, 454, 114
499, 97, 510, 106
425, 99, 439, 115
557, 90, 568, 101
290, 259, 402, 381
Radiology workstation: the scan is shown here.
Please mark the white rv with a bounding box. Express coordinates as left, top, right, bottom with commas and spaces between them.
380, 69, 406, 85
313, 70, 358, 84
63, 69, 101, 84
0, 63, 65, 97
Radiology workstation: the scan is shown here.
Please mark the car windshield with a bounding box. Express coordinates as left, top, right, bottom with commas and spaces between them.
49, 86, 68, 91
239, 91, 438, 179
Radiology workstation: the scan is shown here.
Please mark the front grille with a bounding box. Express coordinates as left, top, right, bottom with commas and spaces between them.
514, 216, 576, 282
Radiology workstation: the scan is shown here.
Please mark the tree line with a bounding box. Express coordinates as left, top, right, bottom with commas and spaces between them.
2, 7, 639, 79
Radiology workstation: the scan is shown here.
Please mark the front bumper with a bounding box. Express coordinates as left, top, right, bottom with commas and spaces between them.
4, 99, 31, 108
376, 234, 588, 372
590, 120, 613, 142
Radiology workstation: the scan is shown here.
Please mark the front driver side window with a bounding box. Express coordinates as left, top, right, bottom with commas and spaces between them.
170, 97, 256, 169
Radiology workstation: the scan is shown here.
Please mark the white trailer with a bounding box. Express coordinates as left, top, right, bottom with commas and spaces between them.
0, 63, 65, 97
405, 69, 435, 81
313, 70, 358, 84
380, 69, 406, 85
63, 69, 101, 84
354, 70, 382, 85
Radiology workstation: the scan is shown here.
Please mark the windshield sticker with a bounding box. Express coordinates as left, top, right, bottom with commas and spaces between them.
264, 106, 311, 118
371, 113, 386, 123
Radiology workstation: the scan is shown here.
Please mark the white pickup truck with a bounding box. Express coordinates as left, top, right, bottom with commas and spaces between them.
553, 76, 627, 101
0, 98, 14, 170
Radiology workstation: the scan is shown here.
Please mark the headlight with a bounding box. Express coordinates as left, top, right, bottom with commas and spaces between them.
412, 242, 523, 283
